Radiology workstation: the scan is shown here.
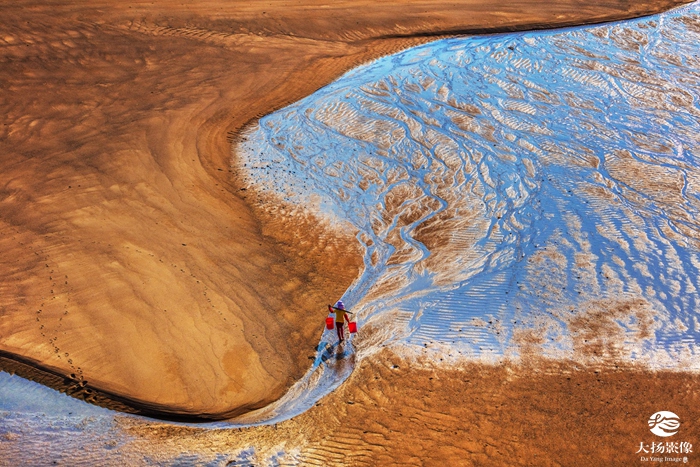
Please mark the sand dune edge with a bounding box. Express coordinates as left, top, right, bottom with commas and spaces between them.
0, 0, 692, 420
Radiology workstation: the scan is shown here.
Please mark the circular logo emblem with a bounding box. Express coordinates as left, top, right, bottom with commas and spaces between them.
648, 411, 680, 437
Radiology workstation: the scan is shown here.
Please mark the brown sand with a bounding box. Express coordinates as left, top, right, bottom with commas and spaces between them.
0, 0, 691, 419
110, 349, 700, 466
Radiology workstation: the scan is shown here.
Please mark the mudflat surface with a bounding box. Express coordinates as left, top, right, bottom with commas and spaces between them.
113, 350, 700, 466
0, 0, 691, 418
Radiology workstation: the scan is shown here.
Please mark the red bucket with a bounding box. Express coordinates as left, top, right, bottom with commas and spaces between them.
348, 321, 358, 334
326, 316, 335, 330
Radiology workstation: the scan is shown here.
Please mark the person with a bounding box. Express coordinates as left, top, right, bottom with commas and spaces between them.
330, 300, 350, 342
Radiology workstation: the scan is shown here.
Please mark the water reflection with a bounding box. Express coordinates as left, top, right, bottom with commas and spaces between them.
238, 3, 700, 367
2, 4, 700, 464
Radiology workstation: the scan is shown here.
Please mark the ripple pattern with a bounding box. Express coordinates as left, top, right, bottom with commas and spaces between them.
237, 5, 700, 367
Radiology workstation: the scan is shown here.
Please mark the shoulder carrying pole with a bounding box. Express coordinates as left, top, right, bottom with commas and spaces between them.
328, 304, 354, 315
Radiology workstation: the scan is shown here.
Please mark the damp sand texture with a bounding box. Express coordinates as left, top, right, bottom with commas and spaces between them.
0, 0, 692, 419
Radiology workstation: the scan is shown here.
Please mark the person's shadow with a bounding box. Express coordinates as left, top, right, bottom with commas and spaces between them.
317, 338, 353, 363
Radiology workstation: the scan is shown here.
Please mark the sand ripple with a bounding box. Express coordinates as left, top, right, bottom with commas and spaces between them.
238, 4, 700, 368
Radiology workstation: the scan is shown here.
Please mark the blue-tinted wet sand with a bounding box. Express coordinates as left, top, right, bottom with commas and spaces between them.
240, 2, 700, 367
3, 3, 700, 463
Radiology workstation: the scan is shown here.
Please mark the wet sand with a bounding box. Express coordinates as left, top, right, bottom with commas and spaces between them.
0, 0, 692, 419
90, 349, 699, 466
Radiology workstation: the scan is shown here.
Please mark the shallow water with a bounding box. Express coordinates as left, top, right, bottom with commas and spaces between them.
238, 3, 700, 368
3, 3, 700, 464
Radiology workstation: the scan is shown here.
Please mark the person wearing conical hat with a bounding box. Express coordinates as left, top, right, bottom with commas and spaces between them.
330, 300, 350, 342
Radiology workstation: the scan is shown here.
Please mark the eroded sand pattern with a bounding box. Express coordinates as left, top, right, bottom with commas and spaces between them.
239, 6, 700, 369
2, 0, 700, 465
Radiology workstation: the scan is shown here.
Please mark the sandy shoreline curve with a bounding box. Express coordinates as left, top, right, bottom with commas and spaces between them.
0, 0, 692, 420
108, 349, 700, 466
